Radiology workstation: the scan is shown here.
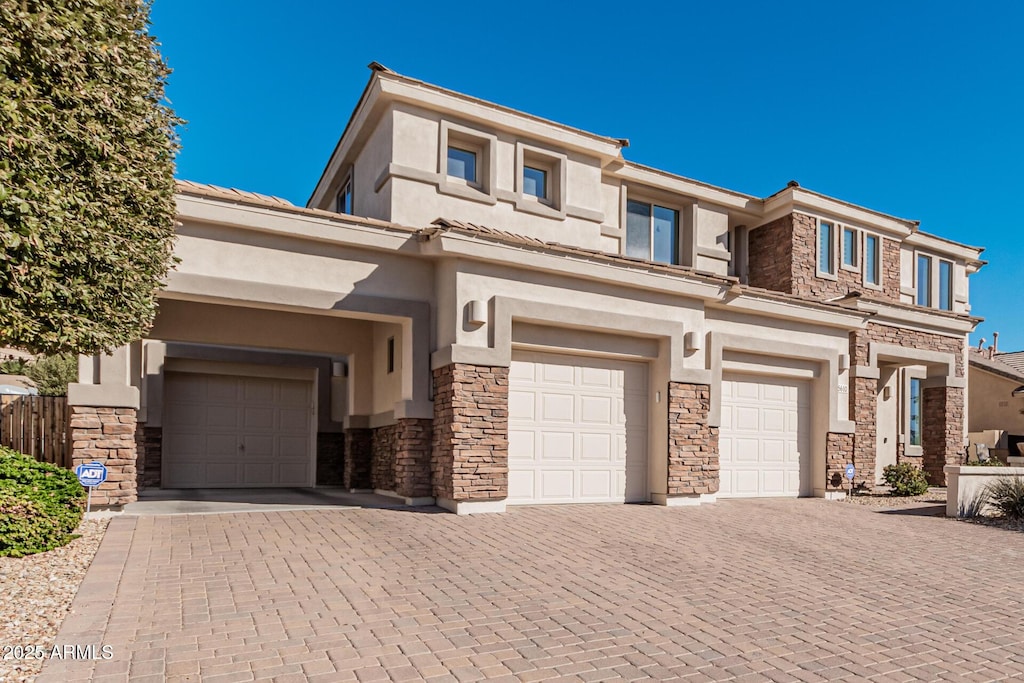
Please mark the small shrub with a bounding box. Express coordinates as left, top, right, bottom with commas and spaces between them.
882, 463, 930, 496
985, 477, 1024, 521
0, 447, 85, 557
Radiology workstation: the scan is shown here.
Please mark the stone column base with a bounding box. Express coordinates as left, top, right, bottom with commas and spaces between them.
70, 406, 138, 507
652, 493, 717, 506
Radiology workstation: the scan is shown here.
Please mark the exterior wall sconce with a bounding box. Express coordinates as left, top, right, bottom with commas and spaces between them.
838, 354, 849, 371
883, 386, 892, 400
684, 331, 702, 352
467, 300, 487, 326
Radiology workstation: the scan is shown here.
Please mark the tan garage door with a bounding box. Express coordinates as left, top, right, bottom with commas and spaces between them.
718, 373, 811, 498
162, 372, 314, 488
507, 352, 648, 505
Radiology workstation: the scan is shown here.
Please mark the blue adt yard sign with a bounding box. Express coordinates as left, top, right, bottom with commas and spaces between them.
75, 461, 107, 514
845, 464, 856, 481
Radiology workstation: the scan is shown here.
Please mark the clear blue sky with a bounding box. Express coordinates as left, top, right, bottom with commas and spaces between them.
150, 0, 1024, 351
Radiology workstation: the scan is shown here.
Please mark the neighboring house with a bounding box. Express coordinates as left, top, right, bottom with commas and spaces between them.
67, 64, 985, 512
967, 347, 1024, 457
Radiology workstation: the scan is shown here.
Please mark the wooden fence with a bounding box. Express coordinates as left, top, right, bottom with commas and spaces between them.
0, 395, 70, 468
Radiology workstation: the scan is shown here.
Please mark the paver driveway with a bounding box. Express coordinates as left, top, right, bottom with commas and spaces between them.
38, 499, 1024, 682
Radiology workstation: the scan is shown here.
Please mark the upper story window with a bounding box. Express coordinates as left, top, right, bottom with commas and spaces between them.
842, 227, 858, 269
916, 255, 932, 307
446, 146, 478, 184
523, 165, 548, 200
336, 177, 353, 215
939, 260, 953, 310
864, 234, 880, 287
818, 220, 835, 276
626, 200, 679, 265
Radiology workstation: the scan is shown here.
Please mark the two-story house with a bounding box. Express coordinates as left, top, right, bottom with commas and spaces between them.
67, 63, 984, 512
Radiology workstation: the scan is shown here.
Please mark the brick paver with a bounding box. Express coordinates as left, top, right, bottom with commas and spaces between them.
37, 500, 1024, 681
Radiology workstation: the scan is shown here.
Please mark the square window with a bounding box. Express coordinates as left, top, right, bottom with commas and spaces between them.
626, 199, 679, 265
447, 146, 477, 183
523, 165, 548, 200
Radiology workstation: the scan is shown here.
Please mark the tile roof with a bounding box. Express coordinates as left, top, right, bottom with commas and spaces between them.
970, 349, 1024, 382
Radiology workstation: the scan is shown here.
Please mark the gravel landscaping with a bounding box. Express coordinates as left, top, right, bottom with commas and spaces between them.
0, 517, 109, 683
842, 487, 947, 508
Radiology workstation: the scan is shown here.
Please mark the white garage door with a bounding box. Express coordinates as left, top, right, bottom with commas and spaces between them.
507, 352, 648, 505
718, 374, 810, 498
163, 372, 314, 488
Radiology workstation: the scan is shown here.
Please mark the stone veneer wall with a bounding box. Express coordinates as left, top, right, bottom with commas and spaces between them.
371, 424, 398, 491
747, 215, 795, 294
748, 212, 900, 303
392, 418, 433, 499
850, 323, 965, 489
666, 382, 719, 496
316, 433, 345, 486
432, 364, 509, 502
344, 428, 372, 490
825, 432, 855, 492
69, 406, 138, 506
135, 426, 161, 490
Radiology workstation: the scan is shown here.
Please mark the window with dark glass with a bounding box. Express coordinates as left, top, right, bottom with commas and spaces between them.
523, 165, 548, 200
819, 221, 835, 275
626, 200, 679, 265
336, 178, 353, 214
386, 337, 395, 374
865, 234, 880, 285
939, 260, 953, 310
446, 146, 477, 183
917, 255, 932, 307
909, 378, 922, 446
843, 227, 858, 267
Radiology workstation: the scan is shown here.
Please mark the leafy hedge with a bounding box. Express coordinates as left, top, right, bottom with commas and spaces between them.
882, 462, 930, 497
0, 447, 85, 556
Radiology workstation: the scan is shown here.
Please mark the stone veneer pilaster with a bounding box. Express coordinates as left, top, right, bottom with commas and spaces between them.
69, 406, 138, 506
923, 386, 964, 486
343, 428, 372, 490
667, 382, 719, 496
135, 426, 161, 490
432, 364, 509, 502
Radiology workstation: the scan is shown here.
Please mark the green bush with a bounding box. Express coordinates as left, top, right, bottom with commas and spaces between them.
25, 354, 77, 396
882, 463, 930, 496
985, 477, 1024, 521
0, 447, 85, 557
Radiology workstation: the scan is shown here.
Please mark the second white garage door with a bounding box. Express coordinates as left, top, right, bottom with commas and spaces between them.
162, 371, 315, 488
718, 373, 810, 498
507, 352, 648, 505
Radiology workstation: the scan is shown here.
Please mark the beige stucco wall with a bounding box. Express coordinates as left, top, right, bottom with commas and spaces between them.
969, 367, 1024, 435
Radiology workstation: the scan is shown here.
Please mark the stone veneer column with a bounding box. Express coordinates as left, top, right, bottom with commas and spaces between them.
851, 376, 877, 490
923, 385, 964, 486
343, 428, 372, 490
69, 406, 138, 506
665, 382, 719, 501
432, 363, 509, 511
825, 432, 854, 493
135, 426, 162, 490
371, 424, 398, 491
393, 418, 433, 500
315, 432, 345, 486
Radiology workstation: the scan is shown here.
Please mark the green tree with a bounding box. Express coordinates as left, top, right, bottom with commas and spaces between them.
0, 0, 180, 355
25, 353, 76, 395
